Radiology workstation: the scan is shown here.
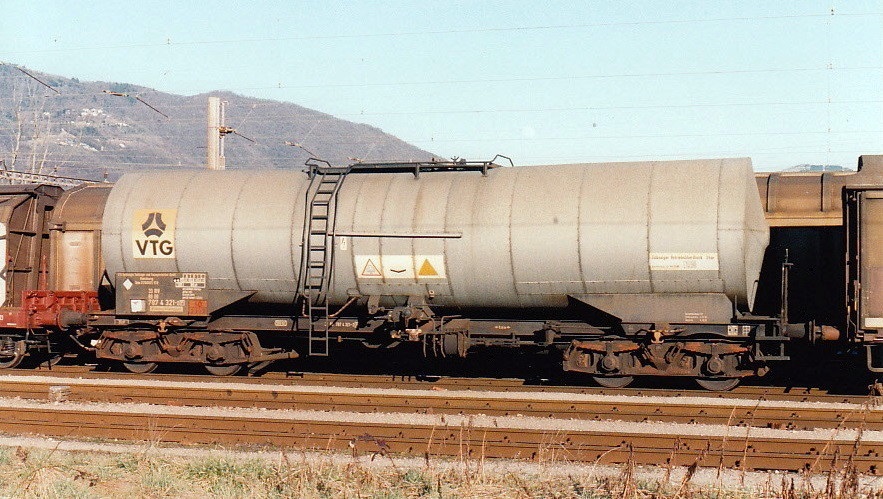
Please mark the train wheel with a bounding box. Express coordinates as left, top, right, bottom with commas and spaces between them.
696, 377, 739, 391
205, 364, 242, 376
0, 339, 25, 369
0, 351, 24, 369
123, 362, 158, 374
592, 375, 634, 388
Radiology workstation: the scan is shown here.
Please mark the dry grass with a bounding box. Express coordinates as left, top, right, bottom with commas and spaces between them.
0, 443, 878, 499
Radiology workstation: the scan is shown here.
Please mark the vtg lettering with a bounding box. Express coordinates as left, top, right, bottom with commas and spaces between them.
135, 239, 174, 257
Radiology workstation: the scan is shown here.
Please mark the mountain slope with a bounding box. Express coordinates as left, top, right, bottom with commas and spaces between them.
0, 65, 436, 181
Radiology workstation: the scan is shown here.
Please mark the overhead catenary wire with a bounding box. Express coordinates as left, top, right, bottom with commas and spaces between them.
13, 66, 59, 94
1, 63, 881, 90
1, 10, 881, 56
2, 128, 879, 147
102, 90, 169, 119
19, 146, 875, 171
0, 94, 879, 119
1, 61, 879, 122
0, 6, 879, 174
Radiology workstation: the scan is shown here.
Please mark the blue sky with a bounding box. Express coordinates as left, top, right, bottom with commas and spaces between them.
1, 1, 881, 170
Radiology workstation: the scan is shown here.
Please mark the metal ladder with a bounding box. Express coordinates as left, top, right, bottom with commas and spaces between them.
300, 162, 351, 356
295, 156, 509, 355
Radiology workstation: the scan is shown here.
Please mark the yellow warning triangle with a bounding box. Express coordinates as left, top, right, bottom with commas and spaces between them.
361, 259, 382, 277
418, 258, 439, 277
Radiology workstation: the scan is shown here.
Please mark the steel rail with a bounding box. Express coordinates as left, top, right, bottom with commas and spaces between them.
2, 376, 880, 432
0, 402, 877, 474
26, 366, 875, 404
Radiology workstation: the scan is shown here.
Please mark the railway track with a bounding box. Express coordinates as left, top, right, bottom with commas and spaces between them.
1, 374, 880, 432
0, 395, 878, 474
3, 370, 880, 474
29, 364, 875, 403
0, 372, 879, 471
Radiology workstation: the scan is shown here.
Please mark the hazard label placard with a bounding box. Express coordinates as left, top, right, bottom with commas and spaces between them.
418, 259, 438, 276
416, 255, 446, 278
381, 254, 415, 279
355, 255, 383, 279
360, 258, 382, 277
354, 254, 447, 280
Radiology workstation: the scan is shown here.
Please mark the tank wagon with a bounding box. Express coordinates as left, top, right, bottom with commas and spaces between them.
0, 154, 881, 389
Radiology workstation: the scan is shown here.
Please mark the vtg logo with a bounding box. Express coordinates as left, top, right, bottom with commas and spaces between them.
132, 209, 176, 258
141, 212, 166, 237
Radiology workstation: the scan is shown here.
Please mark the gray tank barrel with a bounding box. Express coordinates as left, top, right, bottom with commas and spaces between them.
101, 158, 769, 313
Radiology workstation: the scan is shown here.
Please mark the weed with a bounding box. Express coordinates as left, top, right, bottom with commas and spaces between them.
0, 442, 877, 498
